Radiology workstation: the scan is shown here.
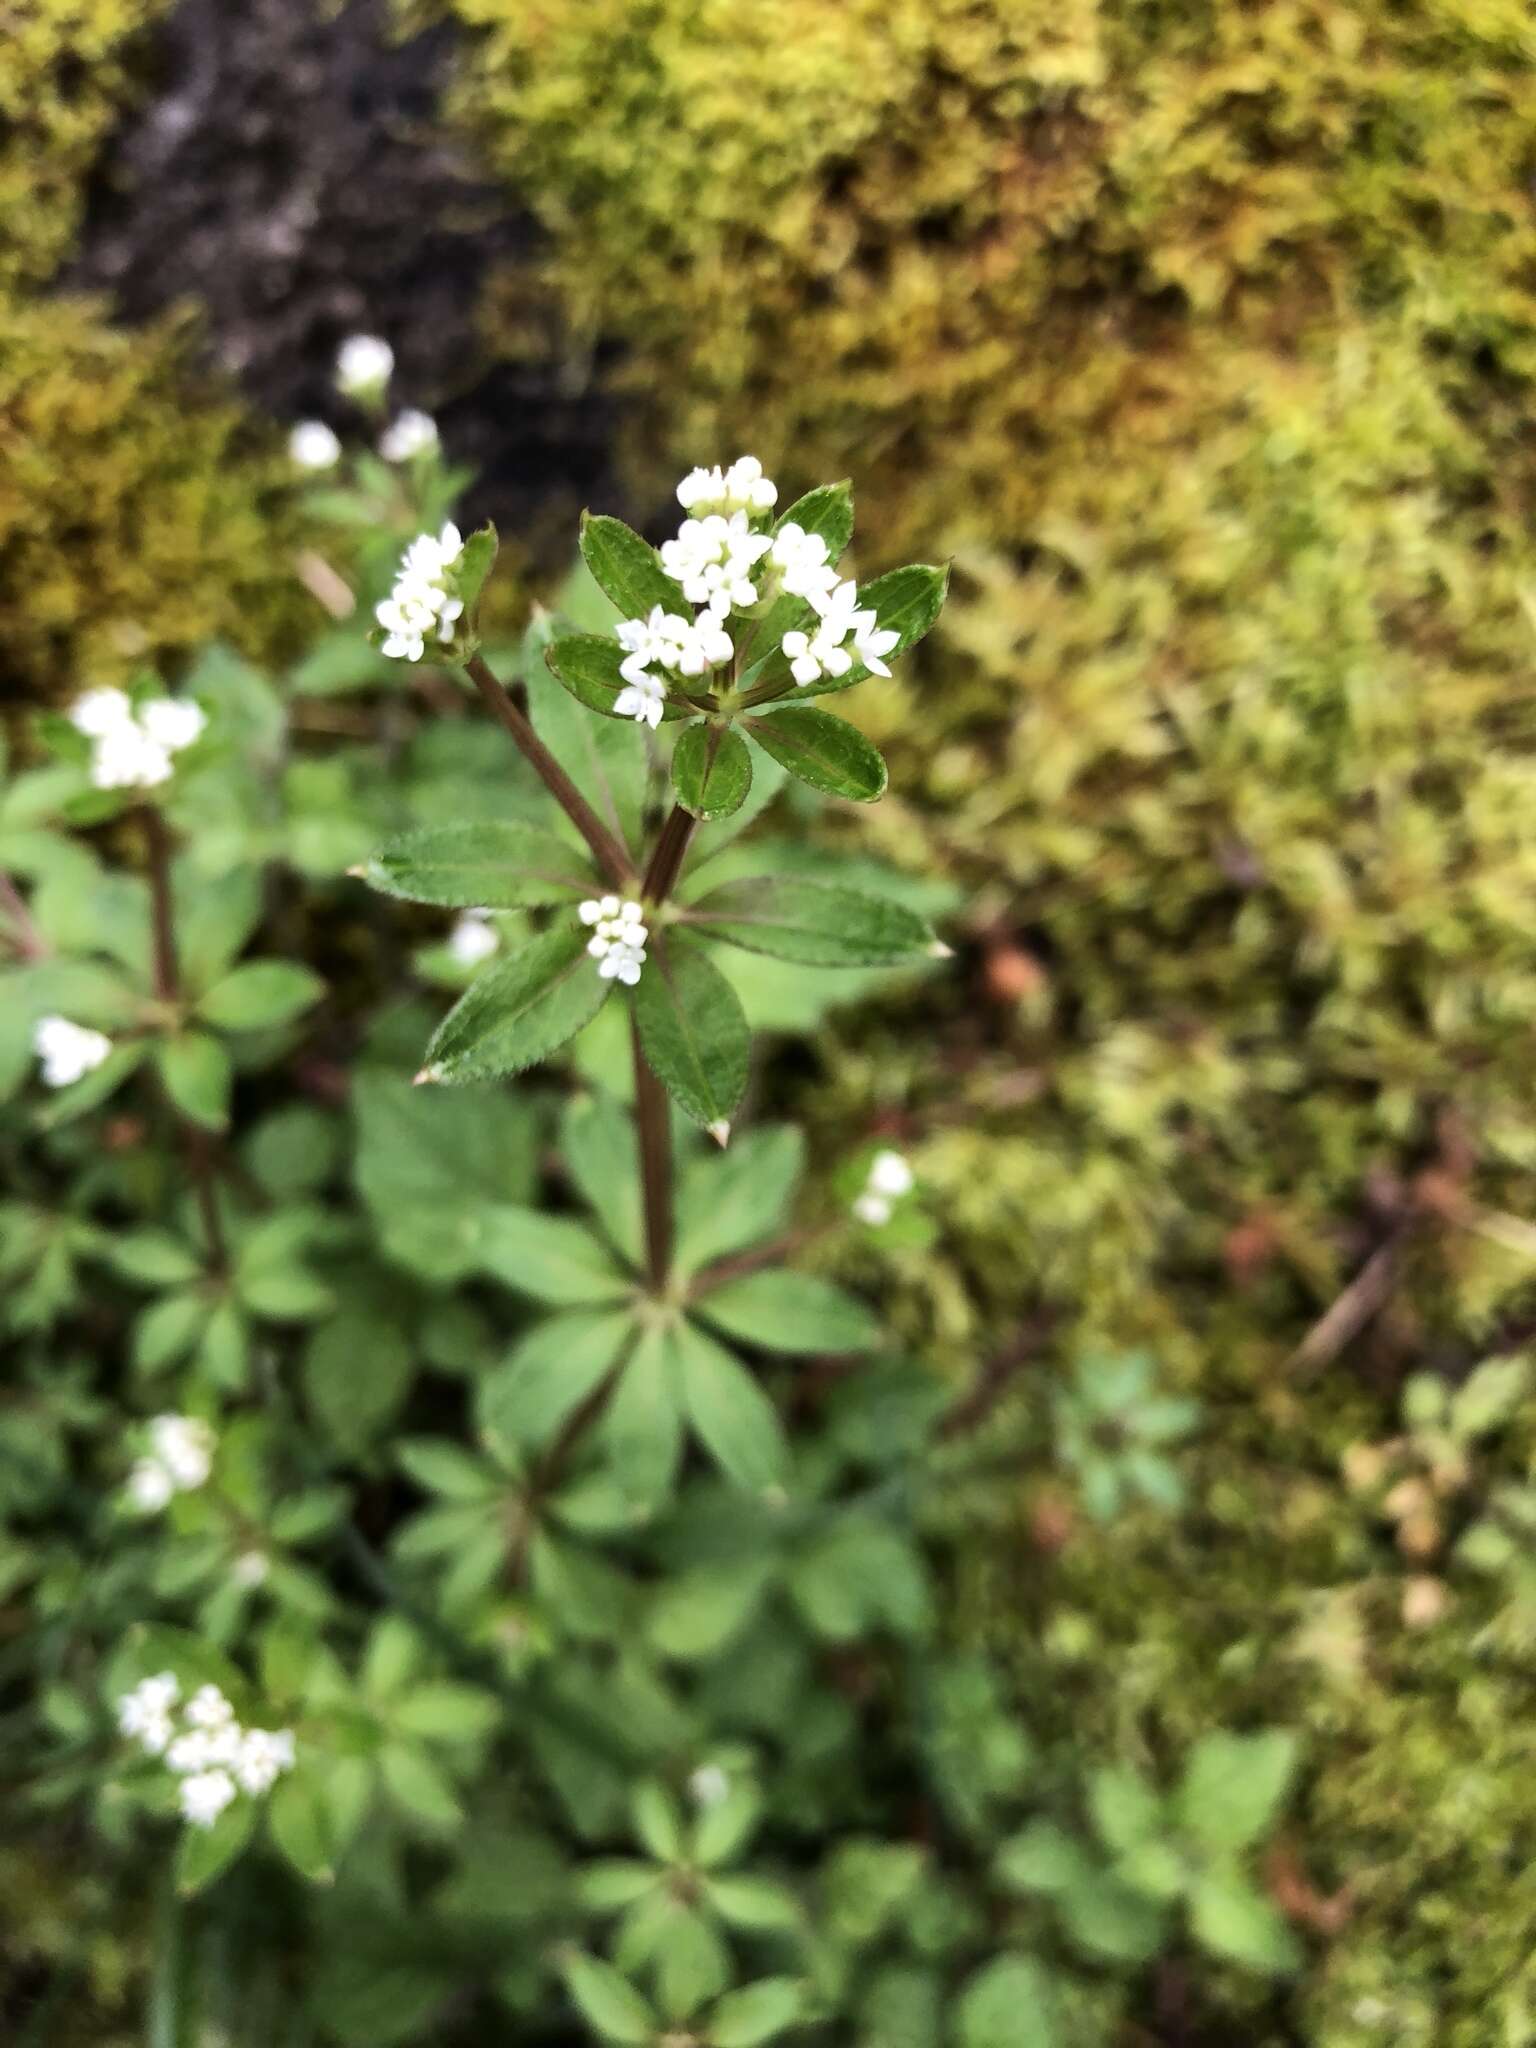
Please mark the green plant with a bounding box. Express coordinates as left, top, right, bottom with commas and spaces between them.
1052, 1350, 1200, 1522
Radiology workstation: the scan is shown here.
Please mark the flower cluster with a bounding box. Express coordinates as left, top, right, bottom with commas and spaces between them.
579, 896, 649, 985
128, 1414, 215, 1514
677, 455, 778, 516
69, 686, 206, 791
447, 909, 498, 966
782, 578, 898, 687
376, 523, 465, 662
660, 514, 773, 617
380, 408, 438, 463
852, 1150, 914, 1228
118, 1675, 295, 1828
614, 606, 733, 727
32, 1014, 112, 1089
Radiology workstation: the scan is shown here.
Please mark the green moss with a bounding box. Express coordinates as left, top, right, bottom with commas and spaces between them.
0, 297, 311, 708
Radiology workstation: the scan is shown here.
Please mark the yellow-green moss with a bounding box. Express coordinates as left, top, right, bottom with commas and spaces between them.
1, 0, 171, 294
0, 297, 310, 707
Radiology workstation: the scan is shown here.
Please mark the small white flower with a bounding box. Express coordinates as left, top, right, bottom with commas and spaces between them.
866, 1150, 914, 1199
672, 615, 733, 678
166, 1729, 212, 1773
235, 1727, 296, 1795
127, 1458, 176, 1513
186, 1684, 235, 1731
180, 1768, 238, 1829
139, 698, 207, 752
781, 578, 874, 686
376, 524, 467, 662
676, 455, 778, 517
614, 674, 668, 729
90, 722, 174, 790
118, 1673, 181, 1749
149, 1415, 214, 1491
69, 686, 135, 737
289, 420, 341, 470
853, 1191, 893, 1228
582, 899, 649, 986
851, 619, 900, 678
660, 512, 773, 616
231, 1551, 270, 1590
33, 1015, 113, 1089
447, 911, 499, 966
768, 521, 839, 607
688, 1764, 730, 1808
336, 334, 394, 396
379, 409, 438, 463
615, 605, 691, 684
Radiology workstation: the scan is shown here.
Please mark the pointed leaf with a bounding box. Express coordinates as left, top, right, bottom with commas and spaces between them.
673, 1320, 788, 1491
361, 821, 593, 908
675, 1125, 804, 1274
478, 1308, 635, 1448
561, 1091, 643, 1265
745, 707, 887, 802
1189, 1872, 1302, 1974
633, 934, 749, 1131
545, 634, 689, 723
420, 926, 608, 1084
1174, 1730, 1297, 1851
696, 1270, 880, 1355
476, 1207, 631, 1304
955, 1956, 1058, 2048
196, 961, 324, 1032
689, 876, 936, 966
672, 724, 752, 821
602, 1326, 685, 1511
709, 1977, 805, 2048
559, 1951, 657, 2045
774, 480, 854, 560
157, 1030, 232, 1131
580, 512, 690, 621
175, 1796, 257, 1895
526, 645, 647, 860
268, 1772, 336, 1883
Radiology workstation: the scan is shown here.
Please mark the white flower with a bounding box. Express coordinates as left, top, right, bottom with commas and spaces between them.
231, 1551, 270, 1590
780, 578, 873, 686
32, 1015, 113, 1089
768, 521, 839, 607
139, 698, 207, 752
90, 722, 174, 790
118, 1673, 181, 1751
336, 334, 393, 396
127, 1458, 175, 1513
660, 512, 773, 615
180, 1768, 238, 1829
614, 673, 668, 729
289, 420, 341, 470
69, 686, 134, 737
688, 1764, 730, 1808
672, 615, 734, 678
676, 455, 778, 517
235, 1727, 296, 1795
851, 619, 900, 678
867, 1150, 914, 1199
376, 524, 467, 662
616, 605, 691, 684
580, 898, 649, 986
185, 1684, 235, 1730
853, 1191, 893, 1227
447, 911, 498, 966
149, 1415, 214, 1490
379, 409, 438, 462
167, 1729, 211, 1773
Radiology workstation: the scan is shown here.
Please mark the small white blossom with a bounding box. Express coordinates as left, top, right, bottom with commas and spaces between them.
851, 618, 900, 678
150, 1415, 215, 1490
185, 1684, 236, 1731
289, 420, 341, 470
379, 409, 439, 462
781, 579, 875, 686
336, 333, 393, 396
118, 1673, 181, 1751
167, 1729, 213, 1773
376, 524, 466, 661
180, 1768, 238, 1829
139, 698, 207, 752
614, 672, 668, 729
677, 455, 778, 516
90, 723, 174, 790
660, 512, 773, 616
235, 1727, 296, 1795
231, 1551, 270, 1590
580, 897, 649, 986
688, 1764, 730, 1808
852, 1191, 893, 1227
33, 1015, 113, 1089
767, 522, 839, 607
68, 687, 204, 790
867, 1150, 914, 1199
69, 686, 134, 737
616, 605, 691, 685
447, 910, 499, 966
127, 1458, 176, 1512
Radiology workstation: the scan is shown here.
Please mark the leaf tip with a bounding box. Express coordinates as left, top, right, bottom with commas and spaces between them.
928, 939, 955, 959
708, 1119, 732, 1148
412, 1066, 439, 1087
345, 863, 368, 880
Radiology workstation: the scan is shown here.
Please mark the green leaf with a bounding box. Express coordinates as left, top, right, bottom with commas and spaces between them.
479, 1308, 635, 1447
709, 1977, 804, 2048
396, 1439, 498, 1501
559, 1950, 657, 2045
744, 706, 887, 802
793, 563, 949, 700
360, 821, 592, 908
1089, 1765, 1163, 1855
672, 724, 752, 821
175, 1797, 257, 1895
775, 479, 854, 559
477, 1208, 631, 1305
954, 1955, 1058, 2048
456, 521, 499, 619
380, 1742, 463, 1830
693, 1779, 762, 1867
655, 1910, 731, 2023
1175, 1730, 1296, 1851
525, 649, 646, 861
1188, 1872, 1301, 1974
675, 1125, 804, 1273
34, 1040, 147, 1128
157, 1031, 232, 1131
109, 1229, 201, 1287
997, 1820, 1095, 1898
688, 876, 937, 967
696, 1270, 880, 1355
705, 1874, 801, 1933
579, 512, 691, 622
601, 1325, 685, 1511
648, 1559, 773, 1661
633, 934, 749, 1133
196, 961, 324, 1032
420, 925, 608, 1084
393, 1680, 501, 1742
1056, 1873, 1166, 1964
268, 1772, 336, 1883
133, 1289, 212, 1375
632, 1778, 685, 1860
561, 1092, 643, 1264
304, 1311, 415, 1450
672, 1321, 788, 1491
546, 634, 689, 723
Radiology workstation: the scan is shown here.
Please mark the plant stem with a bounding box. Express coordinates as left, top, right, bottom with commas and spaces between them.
142, 807, 227, 1272
464, 651, 635, 887
0, 869, 48, 960
632, 1009, 674, 1289
642, 803, 697, 904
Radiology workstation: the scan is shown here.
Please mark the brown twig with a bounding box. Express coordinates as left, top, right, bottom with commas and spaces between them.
937, 1312, 1058, 1439
1285, 1232, 1406, 1380
464, 652, 634, 887
642, 803, 697, 905
688, 1230, 816, 1300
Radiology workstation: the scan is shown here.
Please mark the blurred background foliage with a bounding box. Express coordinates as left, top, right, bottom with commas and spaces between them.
8, 0, 1536, 2039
